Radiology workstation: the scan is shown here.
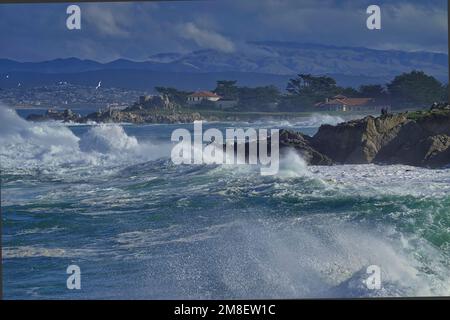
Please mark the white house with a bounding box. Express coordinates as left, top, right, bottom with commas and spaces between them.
315, 95, 390, 112
187, 91, 221, 105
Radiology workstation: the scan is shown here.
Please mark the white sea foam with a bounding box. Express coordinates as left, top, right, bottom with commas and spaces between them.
294, 113, 346, 127
2, 246, 97, 258
277, 150, 310, 178
15, 226, 64, 236
122, 215, 449, 298
79, 125, 139, 153
251, 114, 346, 129
310, 164, 450, 197
115, 222, 235, 250
0, 105, 170, 174
3, 105, 449, 298
240, 219, 448, 297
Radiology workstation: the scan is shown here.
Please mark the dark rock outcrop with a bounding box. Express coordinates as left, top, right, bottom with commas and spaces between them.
279, 130, 333, 165
26, 100, 450, 168
282, 105, 450, 168
375, 131, 450, 167
311, 114, 408, 164
83, 107, 204, 124
26, 95, 204, 124
127, 95, 178, 112
26, 108, 82, 122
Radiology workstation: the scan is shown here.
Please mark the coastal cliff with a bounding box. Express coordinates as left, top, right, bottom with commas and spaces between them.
283, 104, 450, 168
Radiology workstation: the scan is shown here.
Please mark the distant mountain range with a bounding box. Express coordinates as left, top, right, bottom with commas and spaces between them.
0, 42, 447, 91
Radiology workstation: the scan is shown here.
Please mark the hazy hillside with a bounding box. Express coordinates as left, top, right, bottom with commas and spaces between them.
0, 42, 447, 90
162, 42, 447, 80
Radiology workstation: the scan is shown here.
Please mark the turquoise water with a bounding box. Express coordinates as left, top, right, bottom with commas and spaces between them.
1, 107, 449, 299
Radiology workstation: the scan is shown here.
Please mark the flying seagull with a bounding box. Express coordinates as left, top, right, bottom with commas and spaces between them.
95, 81, 102, 90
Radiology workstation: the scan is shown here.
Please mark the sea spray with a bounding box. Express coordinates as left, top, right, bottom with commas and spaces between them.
171, 121, 280, 175
2, 109, 450, 298
0, 106, 170, 173
277, 150, 310, 178
79, 125, 139, 153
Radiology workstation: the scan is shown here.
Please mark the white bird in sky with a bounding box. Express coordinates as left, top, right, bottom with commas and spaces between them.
95, 81, 102, 90
6, 74, 9, 79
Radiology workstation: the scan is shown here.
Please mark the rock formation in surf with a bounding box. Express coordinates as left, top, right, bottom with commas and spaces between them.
282, 104, 450, 168
26, 101, 450, 168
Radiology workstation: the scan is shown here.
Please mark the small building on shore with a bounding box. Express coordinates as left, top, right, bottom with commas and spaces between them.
315, 94, 390, 112
187, 91, 221, 105
215, 98, 238, 109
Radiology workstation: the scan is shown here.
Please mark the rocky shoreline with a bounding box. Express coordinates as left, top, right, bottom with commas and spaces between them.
26, 99, 450, 168
278, 104, 450, 168
26, 95, 204, 124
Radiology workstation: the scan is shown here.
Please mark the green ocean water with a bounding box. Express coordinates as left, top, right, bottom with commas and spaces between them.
1, 107, 449, 299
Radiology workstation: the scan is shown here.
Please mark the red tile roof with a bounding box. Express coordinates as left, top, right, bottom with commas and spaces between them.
316, 95, 373, 107
189, 91, 221, 98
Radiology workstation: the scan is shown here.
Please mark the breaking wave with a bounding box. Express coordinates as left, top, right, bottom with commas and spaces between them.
0, 106, 170, 174
252, 114, 346, 129
2, 105, 450, 299
294, 113, 346, 127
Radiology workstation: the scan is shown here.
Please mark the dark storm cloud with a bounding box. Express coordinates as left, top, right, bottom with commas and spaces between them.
0, 0, 447, 62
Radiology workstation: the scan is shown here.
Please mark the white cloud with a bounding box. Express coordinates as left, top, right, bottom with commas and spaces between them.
0, 1, 447, 61
84, 4, 131, 37
179, 22, 235, 52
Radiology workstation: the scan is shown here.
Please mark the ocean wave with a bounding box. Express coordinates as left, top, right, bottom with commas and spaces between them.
310, 164, 450, 198
293, 113, 346, 127
2, 105, 450, 298
115, 216, 449, 298
2, 246, 97, 259
251, 113, 346, 128
225, 218, 449, 297
0, 105, 171, 175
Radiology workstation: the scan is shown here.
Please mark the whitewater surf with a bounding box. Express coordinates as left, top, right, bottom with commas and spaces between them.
2, 106, 449, 299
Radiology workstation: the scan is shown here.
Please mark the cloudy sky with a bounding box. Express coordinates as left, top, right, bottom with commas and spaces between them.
0, 0, 447, 62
